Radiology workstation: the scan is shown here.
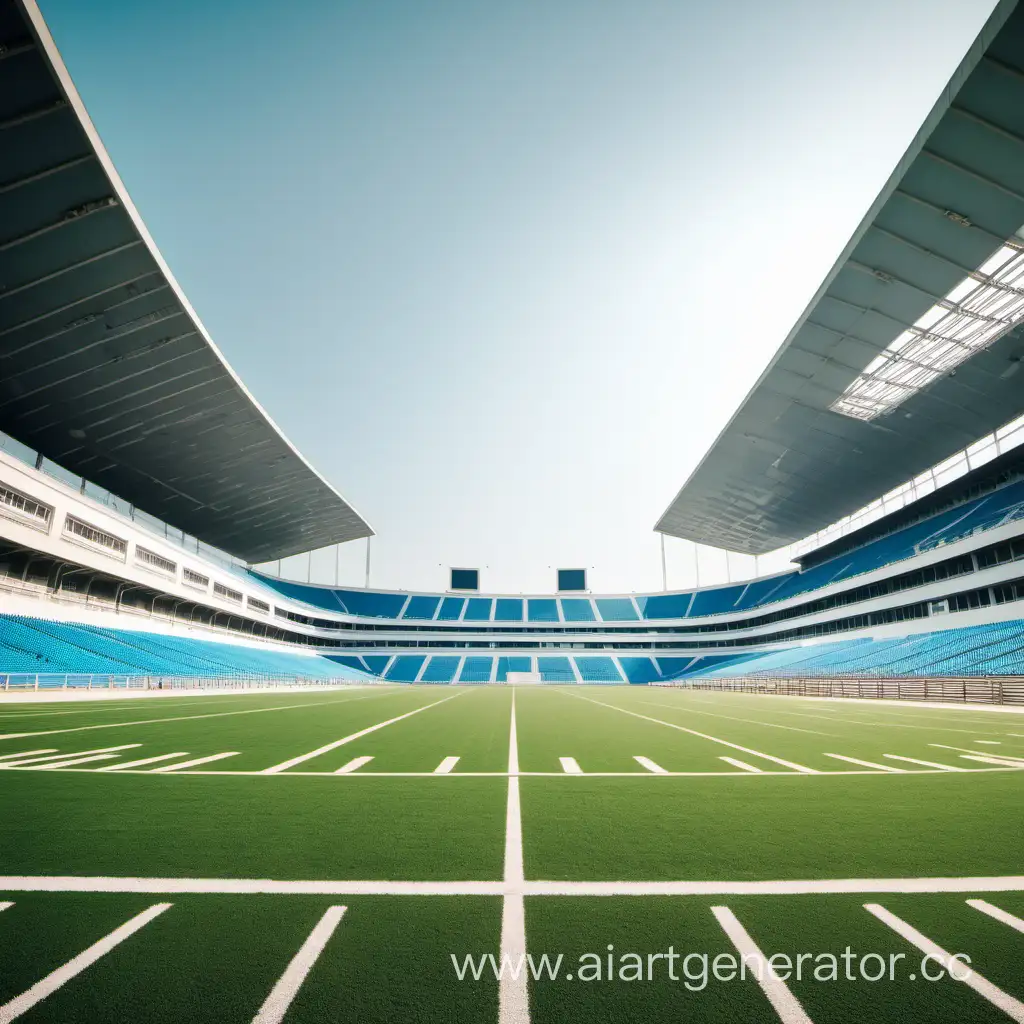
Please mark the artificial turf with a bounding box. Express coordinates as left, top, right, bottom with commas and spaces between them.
1, 684, 1023, 1022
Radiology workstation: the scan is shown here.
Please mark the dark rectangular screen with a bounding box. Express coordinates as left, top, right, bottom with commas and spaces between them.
450, 567, 479, 591
558, 568, 587, 591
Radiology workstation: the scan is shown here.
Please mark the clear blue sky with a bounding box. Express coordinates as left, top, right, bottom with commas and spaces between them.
41, 0, 996, 594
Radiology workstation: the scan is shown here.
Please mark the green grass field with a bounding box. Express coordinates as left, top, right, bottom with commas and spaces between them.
1, 684, 1023, 1023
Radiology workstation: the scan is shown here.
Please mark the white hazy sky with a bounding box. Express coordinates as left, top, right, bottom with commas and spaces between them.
42, 0, 997, 594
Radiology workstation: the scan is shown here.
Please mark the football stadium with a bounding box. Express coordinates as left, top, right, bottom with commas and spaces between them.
3, 0, 1024, 1021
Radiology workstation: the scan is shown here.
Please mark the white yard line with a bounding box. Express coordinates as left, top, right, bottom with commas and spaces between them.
966, 899, 1024, 934
931, 743, 1024, 763
0, 692, 399, 742
0, 903, 171, 1024
637, 699, 831, 735
864, 904, 1024, 1022
151, 752, 239, 773
1, 875, 1023, 896
567, 692, 819, 773
712, 906, 814, 1024
0, 902, 11, 913
97, 752, 190, 771
719, 756, 763, 773
0, 749, 58, 761
36, 753, 123, 770
500, 690, 530, 1024
883, 755, 967, 771
434, 756, 460, 774
824, 754, 905, 772
559, 757, 583, 775
251, 906, 346, 1024
0, 743, 141, 767
335, 756, 374, 775
633, 756, 668, 774
262, 693, 464, 774
960, 754, 1024, 767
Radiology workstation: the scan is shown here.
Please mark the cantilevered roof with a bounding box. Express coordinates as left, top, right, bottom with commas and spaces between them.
0, 0, 372, 563
657, 0, 1024, 555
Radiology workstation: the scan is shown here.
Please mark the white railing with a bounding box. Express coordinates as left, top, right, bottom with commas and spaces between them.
0, 674, 372, 692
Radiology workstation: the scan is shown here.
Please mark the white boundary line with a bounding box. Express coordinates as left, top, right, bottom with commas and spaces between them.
1, 876, 1022, 896
262, 693, 464, 774
251, 906, 346, 1024
0, 902, 171, 1023
566, 692, 819, 773
864, 903, 1024, 1022
712, 906, 814, 1024
499, 690, 530, 1024
966, 898, 1024, 934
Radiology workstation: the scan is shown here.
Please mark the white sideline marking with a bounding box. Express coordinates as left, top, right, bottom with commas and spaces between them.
1, 875, 1024, 896
864, 903, 1024, 1022
262, 693, 462, 773
825, 753, 905, 772
967, 899, 1024, 934
634, 756, 668, 774
883, 755, 967, 771
500, 690, 530, 1024
567, 693, 819, 773
0, 902, 171, 1023
0, 744, 141, 767
932, 743, 1024, 763
251, 906, 346, 1024
712, 906, 814, 1024
975, 740, 1001, 745
36, 753, 122, 770
0, 902, 11, 913
335, 756, 373, 774
0, 692, 395, 741
719, 756, 763, 773
151, 752, 239, 772
434, 756, 460, 774
97, 752, 190, 771
0, 749, 57, 761
559, 757, 583, 775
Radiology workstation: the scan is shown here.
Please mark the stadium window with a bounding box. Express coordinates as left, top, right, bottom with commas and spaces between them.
0, 482, 52, 532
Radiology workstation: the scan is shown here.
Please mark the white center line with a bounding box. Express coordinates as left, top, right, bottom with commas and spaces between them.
883, 755, 967, 772
335, 756, 374, 775
559, 757, 583, 775
567, 693, 819, 773
262, 693, 464, 774
824, 754, 905, 772
0, 903, 172, 1023
434, 756, 460, 774
864, 903, 1024, 1022
499, 690, 530, 1024
966, 899, 1024, 934
151, 752, 239, 773
719, 756, 764, 773
712, 906, 815, 1024
633, 756, 668, 774
251, 906, 346, 1024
